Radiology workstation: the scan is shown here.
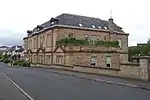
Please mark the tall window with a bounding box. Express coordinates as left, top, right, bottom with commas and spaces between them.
56, 55, 63, 64
91, 55, 97, 66
34, 55, 37, 63
43, 36, 45, 47
46, 55, 51, 64
106, 56, 111, 67
46, 34, 51, 46
40, 36, 43, 47
34, 38, 37, 49
24, 40, 28, 50
118, 39, 122, 48
85, 34, 89, 41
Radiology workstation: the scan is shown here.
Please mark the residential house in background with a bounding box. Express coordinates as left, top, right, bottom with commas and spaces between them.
0, 46, 9, 51
3, 46, 24, 60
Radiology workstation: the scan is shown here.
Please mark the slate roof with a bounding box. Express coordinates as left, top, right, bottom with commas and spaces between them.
15, 48, 24, 52
0, 46, 9, 48
28, 13, 124, 36
6, 46, 22, 52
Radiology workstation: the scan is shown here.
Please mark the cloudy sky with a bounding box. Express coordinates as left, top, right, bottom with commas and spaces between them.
0, 0, 149, 46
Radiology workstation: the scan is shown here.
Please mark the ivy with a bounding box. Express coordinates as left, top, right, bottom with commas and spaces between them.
56, 37, 119, 47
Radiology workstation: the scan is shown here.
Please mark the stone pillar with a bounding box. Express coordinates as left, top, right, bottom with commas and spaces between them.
139, 56, 150, 81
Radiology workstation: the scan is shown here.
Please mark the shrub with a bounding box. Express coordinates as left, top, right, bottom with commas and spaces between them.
3, 59, 11, 64
21, 62, 27, 67
26, 62, 31, 67
13, 61, 18, 66
0, 58, 4, 62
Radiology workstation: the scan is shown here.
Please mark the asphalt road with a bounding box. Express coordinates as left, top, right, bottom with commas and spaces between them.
0, 63, 150, 100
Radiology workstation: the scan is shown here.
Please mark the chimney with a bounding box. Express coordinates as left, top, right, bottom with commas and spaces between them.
108, 18, 114, 32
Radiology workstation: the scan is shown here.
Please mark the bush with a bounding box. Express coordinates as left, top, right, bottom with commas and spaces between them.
26, 62, 31, 67
0, 58, 5, 62
13, 61, 18, 66
3, 59, 11, 64
22, 62, 27, 67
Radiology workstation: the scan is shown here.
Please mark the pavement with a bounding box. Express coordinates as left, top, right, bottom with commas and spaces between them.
0, 63, 150, 100
45, 66, 150, 90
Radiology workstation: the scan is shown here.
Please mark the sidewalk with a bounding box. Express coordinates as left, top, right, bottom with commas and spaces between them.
43, 65, 150, 90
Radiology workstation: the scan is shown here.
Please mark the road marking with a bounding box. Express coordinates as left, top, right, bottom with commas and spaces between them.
1, 73, 34, 100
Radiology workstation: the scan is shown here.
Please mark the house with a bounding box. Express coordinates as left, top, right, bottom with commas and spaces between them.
24, 13, 128, 67
0, 46, 9, 51
15, 48, 24, 60
3, 45, 24, 60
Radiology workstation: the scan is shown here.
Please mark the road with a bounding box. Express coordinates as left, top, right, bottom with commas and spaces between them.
0, 63, 150, 100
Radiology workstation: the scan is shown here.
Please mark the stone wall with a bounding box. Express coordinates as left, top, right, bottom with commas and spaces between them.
119, 63, 148, 80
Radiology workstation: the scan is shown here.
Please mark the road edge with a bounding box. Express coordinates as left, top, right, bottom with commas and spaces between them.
48, 70, 150, 90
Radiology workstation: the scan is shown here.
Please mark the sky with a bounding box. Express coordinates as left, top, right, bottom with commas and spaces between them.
0, 0, 149, 46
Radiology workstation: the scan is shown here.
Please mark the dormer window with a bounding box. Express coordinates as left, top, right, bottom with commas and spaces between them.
98, 26, 101, 29
51, 21, 55, 25
104, 26, 107, 29
79, 24, 82, 27
92, 25, 95, 28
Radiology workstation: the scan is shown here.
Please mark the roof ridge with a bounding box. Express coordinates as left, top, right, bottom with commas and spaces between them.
56, 13, 102, 20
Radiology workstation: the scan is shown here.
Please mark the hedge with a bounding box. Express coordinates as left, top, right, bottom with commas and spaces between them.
56, 37, 119, 47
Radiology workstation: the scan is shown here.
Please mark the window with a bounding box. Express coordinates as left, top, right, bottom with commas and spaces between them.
85, 34, 89, 41
104, 36, 107, 40
106, 56, 111, 67
79, 23, 82, 27
34, 55, 37, 63
51, 21, 55, 25
118, 39, 122, 48
104, 26, 107, 29
91, 55, 97, 66
92, 25, 95, 28
46, 55, 51, 64
56, 55, 63, 64
29, 40, 32, 49
68, 33, 75, 38
46, 34, 51, 47
43, 36, 45, 47
98, 26, 101, 29
90, 35, 100, 45
38, 55, 44, 64
33, 38, 37, 49
40, 36, 43, 47
96, 36, 100, 41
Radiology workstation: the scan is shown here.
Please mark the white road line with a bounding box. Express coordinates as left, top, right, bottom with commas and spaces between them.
1, 73, 34, 100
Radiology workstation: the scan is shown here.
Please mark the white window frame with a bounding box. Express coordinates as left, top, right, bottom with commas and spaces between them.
118, 39, 122, 48
106, 56, 111, 67
91, 55, 97, 66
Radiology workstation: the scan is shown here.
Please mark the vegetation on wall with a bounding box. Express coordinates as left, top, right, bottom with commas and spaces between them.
56, 37, 119, 47
128, 39, 150, 61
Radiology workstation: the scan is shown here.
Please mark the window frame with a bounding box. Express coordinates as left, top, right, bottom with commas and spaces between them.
106, 55, 111, 67
91, 55, 97, 66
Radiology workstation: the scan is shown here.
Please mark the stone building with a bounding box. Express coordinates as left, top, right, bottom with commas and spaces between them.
23, 13, 129, 70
